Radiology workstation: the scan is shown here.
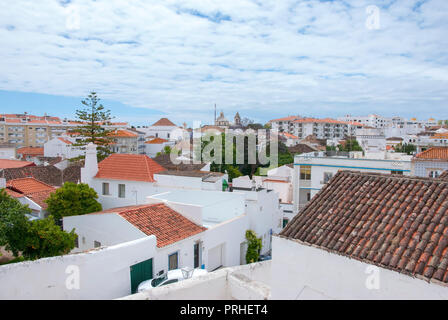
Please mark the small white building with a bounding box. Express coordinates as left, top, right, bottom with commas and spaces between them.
141, 118, 183, 141
411, 147, 448, 178
356, 127, 386, 153
44, 136, 83, 159
81, 144, 228, 210
144, 138, 175, 157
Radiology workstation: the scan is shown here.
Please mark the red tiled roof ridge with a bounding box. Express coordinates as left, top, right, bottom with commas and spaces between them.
415, 147, 448, 160
152, 118, 176, 127
95, 153, 166, 182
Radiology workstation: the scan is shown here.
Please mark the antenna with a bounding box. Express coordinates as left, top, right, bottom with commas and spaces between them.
214, 104, 217, 125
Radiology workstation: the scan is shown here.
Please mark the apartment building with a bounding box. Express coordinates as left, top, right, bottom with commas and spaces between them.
0, 113, 128, 147
270, 116, 364, 140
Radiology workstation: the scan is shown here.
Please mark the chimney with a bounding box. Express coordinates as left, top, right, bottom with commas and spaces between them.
81, 143, 99, 184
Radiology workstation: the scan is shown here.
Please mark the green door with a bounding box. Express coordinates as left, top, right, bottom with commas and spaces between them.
130, 259, 153, 294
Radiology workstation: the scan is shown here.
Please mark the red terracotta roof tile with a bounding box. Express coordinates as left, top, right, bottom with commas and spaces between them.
151, 118, 176, 127
4, 188, 24, 198
107, 130, 138, 138
95, 154, 166, 182
0, 159, 35, 169
7, 177, 56, 194
57, 137, 73, 144
145, 138, 169, 144
16, 147, 44, 157
415, 147, 448, 161
280, 171, 448, 284
92, 204, 206, 247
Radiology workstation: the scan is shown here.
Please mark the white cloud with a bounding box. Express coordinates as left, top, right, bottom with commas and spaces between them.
0, 0, 447, 125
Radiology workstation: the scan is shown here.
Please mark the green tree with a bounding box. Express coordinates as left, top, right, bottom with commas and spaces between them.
0, 189, 31, 257
70, 92, 115, 162
245, 230, 262, 264
45, 182, 102, 223
0, 190, 77, 260
395, 143, 416, 155
21, 216, 77, 260
338, 139, 363, 152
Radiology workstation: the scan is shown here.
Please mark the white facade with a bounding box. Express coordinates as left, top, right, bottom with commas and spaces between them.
293, 151, 412, 213
411, 159, 448, 178
145, 140, 175, 157
0, 146, 15, 159
356, 127, 386, 153
270, 236, 448, 299
0, 237, 157, 300
44, 136, 83, 159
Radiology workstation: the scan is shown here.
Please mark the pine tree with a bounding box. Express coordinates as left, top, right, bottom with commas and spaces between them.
70, 92, 115, 161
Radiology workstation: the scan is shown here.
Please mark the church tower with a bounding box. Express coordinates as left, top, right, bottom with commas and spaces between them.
234, 112, 241, 126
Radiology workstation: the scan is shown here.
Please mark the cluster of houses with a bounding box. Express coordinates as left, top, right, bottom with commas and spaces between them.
1, 113, 448, 300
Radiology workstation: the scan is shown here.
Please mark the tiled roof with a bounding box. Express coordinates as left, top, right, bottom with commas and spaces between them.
0, 165, 76, 186
145, 138, 169, 144
7, 177, 55, 194
152, 154, 205, 171
280, 132, 299, 139
95, 154, 166, 182
151, 118, 176, 127
107, 130, 138, 138
280, 171, 448, 284
93, 203, 206, 248
270, 116, 300, 122
415, 147, 448, 161
288, 144, 317, 154
0, 159, 35, 169
431, 133, 448, 139
440, 171, 448, 181
5, 189, 24, 198
25, 190, 55, 209
57, 137, 73, 144
16, 147, 44, 156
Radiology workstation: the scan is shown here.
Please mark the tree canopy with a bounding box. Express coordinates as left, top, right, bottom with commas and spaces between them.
70, 92, 115, 162
45, 182, 102, 223
0, 189, 77, 261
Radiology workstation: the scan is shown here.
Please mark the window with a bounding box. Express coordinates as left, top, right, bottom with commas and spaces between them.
391, 171, 403, 175
307, 192, 311, 202
94, 241, 101, 248
428, 171, 440, 178
102, 182, 110, 195
300, 165, 311, 180
194, 242, 201, 268
167, 133, 170, 138
282, 218, 289, 228
155, 133, 158, 138
118, 184, 126, 198
168, 252, 178, 270
74, 235, 79, 248
323, 172, 333, 184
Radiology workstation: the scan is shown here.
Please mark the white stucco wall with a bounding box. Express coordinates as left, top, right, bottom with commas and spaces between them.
0, 237, 157, 300
270, 236, 448, 300
63, 213, 147, 252
412, 160, 448, 178
0, 147, 15, 159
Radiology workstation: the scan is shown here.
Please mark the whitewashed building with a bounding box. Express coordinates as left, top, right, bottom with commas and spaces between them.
411, 147, 448, 178
44, 136, 83, 159
81, 144, 228, 210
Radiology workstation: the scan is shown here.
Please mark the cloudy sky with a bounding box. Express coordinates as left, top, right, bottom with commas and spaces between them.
0, 0, 447, 126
